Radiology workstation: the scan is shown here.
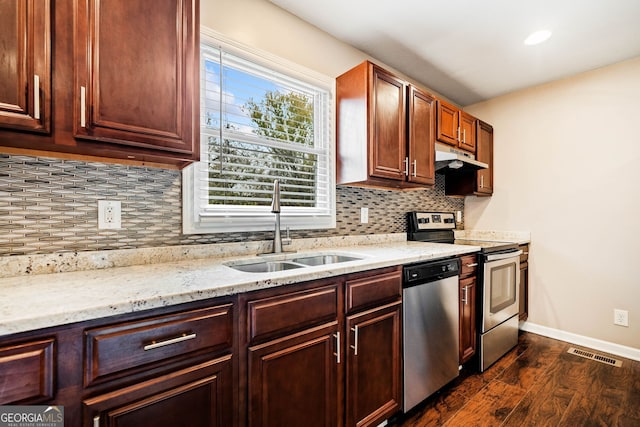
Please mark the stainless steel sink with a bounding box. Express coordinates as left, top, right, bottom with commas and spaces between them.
225, 253, 363, 273
228, 261, 304, 273
292, 254, 362, 266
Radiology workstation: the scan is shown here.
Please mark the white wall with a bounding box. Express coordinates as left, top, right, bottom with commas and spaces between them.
201, 0, 365, 78
464, 57, 640, 349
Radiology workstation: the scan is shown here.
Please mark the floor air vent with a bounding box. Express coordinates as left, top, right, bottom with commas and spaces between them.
567, 347, 623, 367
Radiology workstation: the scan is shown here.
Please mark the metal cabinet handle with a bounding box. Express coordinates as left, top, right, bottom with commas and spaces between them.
403, 157, 409, 176
457, 127, 461, 142
463, 128, 466, 144
34, 75, 40, 120
93, 415, 100, 427
480, 175, 484, 188
462, 286, 468, 304
333, 332, 340, 364
80, 86, 86, 127
523, 252, 529, 255
466, 263, 478, 268
412, 159, 417, 177
143, 333, 196, 351
350, 325, 359, 355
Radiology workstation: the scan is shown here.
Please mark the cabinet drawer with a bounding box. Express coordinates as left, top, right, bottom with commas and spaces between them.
346, 269, 402, 313
0, 338, 55, 404
248, 284, 339, 343
85, 304, 232, 386
460, 254, 478, 278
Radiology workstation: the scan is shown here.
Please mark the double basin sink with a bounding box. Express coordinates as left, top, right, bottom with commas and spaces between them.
225, 253, 363, 273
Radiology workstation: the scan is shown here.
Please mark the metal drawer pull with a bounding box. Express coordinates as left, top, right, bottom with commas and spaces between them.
523, 252, 529, 255
93, 415, 100, 427
351, 325, 359, 356
80, 86, 86, 127
143, 333, 196, 351
465, 263, 478, 268
34, 75, 40, 119
333, 332, 340, 364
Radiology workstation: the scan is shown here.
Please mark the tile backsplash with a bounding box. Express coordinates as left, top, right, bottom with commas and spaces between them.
0, 154, 464, 256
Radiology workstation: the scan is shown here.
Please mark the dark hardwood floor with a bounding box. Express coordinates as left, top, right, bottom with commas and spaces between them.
393, 331, 640, 426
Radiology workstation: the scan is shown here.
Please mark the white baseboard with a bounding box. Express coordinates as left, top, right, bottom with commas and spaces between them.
519, 321, 640, 362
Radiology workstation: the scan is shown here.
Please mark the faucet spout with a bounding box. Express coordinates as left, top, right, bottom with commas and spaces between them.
271, 180, 283, 253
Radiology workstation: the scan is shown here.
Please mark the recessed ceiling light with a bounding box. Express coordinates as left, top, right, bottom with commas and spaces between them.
524, 30, 552, 46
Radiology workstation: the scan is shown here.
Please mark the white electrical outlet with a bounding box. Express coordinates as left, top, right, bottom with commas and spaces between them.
456, 210, 462, 223
614, 309, 629, 327
98, 200, 122, 229
360, 207, 369, 224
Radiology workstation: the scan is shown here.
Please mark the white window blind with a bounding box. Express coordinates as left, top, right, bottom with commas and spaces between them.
183, 31, 335, 234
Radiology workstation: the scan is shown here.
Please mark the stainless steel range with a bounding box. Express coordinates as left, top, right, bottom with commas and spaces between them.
407, 212, 522, 372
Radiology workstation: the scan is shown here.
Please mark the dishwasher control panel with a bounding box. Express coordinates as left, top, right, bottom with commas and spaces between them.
403, 258, 460, 286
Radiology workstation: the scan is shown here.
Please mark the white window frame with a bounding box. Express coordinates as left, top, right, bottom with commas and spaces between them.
183, 28, 336, 234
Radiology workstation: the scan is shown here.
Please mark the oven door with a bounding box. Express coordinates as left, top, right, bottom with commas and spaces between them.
481, 250, 522, 333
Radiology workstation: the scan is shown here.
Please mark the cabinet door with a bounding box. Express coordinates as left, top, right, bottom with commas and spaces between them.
0, 0, 51, 133
345, 302, 401, 427
459, 277, 476, 364
476, 120, 493, 195
436, 99, 458, 146
369, 65, 406, 181
74, 0, 198, 155
0, 338, 55, 404
84, 356, 232, 427
248, 323, 339, 427
459, 111, 476, 153
407, 86, 435, 186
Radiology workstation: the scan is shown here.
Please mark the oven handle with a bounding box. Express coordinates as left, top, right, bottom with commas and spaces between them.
485, 249, 522, 262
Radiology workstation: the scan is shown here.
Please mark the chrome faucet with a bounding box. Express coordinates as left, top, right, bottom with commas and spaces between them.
271, 180, 283, 253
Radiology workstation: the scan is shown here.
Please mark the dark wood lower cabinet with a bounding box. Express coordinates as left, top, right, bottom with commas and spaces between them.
83, 355, 232, 427
459, 277, 476, 364
345, 302, 402, 427
0, 338, 55, 404
247, 323, 339, 427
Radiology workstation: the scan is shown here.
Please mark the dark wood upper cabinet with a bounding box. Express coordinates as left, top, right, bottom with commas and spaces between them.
74, 0, 198, 155
445, 119, 494, 196
407, 86, 436, 186
0, 0, 51, 134
475, 120, 493, 195
436, 99, 476, 154
435, 99, 458, 146
0, 0, 198, 168
336, 61, 435, 189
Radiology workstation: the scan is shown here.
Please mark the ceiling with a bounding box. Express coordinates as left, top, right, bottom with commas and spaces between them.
269, 0, 640, 106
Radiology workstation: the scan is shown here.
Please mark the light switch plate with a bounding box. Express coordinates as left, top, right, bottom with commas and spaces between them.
360, 207, 369, 224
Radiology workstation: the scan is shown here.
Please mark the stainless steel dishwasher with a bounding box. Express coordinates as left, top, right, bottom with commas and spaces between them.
402, 258, 460, 412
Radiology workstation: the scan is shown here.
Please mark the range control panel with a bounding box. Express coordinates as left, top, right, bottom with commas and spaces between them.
410, 212, 456, 231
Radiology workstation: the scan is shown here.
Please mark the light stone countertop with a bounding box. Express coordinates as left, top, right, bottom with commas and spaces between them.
454, 230, 531, 245
0, 238, 480, 336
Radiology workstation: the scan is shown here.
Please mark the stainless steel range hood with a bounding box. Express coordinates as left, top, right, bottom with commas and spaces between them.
435, 142, 488, 174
